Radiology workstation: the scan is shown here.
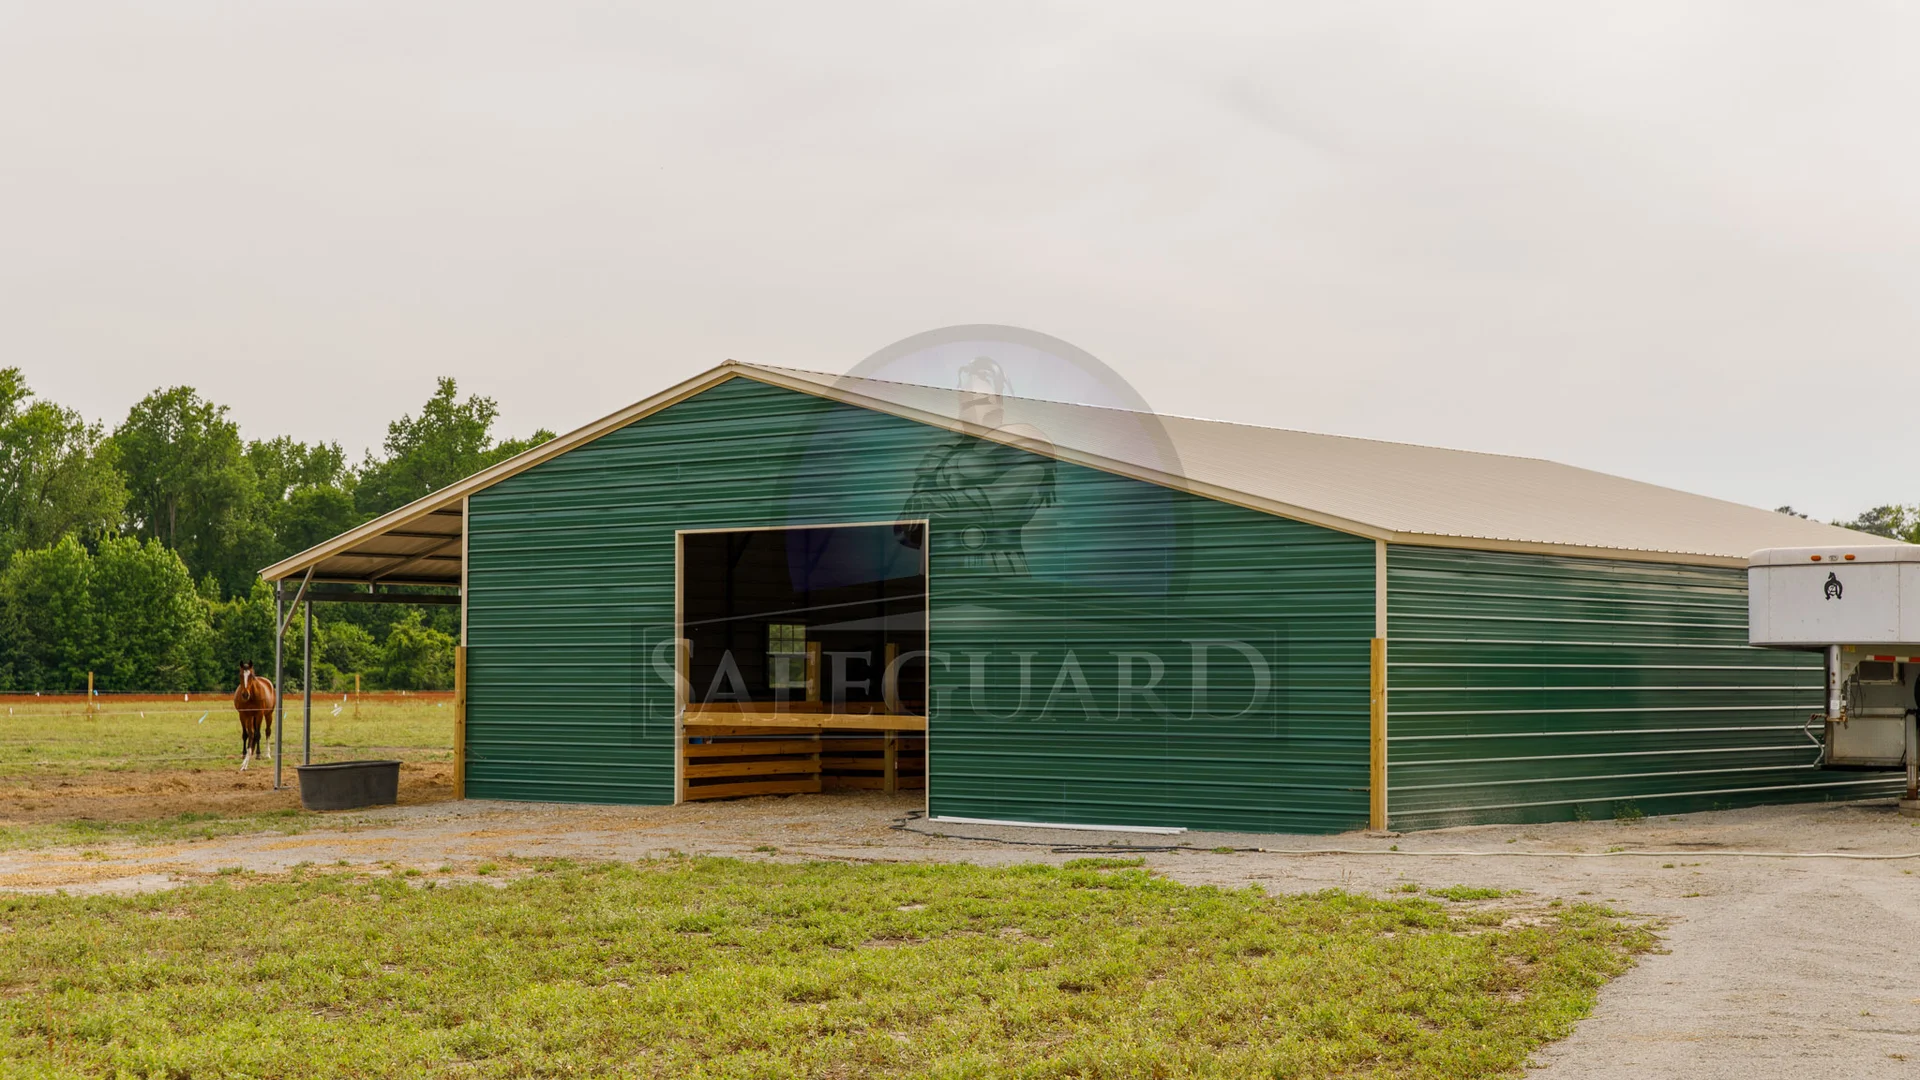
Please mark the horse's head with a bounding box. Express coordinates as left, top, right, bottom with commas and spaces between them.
239, 661, 255, 688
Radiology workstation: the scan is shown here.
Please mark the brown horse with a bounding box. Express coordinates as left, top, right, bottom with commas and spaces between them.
233, 661, 276, 770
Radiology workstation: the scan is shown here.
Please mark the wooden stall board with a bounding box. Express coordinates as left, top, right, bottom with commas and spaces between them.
681, 708, 926, 802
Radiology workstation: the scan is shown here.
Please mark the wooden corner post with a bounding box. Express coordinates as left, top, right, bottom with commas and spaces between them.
675, 637, 691, 804
1370, 538, 1389, 832
455, 493, 470, 800
1369, 637, 1387, 831
453, 645, 467, 800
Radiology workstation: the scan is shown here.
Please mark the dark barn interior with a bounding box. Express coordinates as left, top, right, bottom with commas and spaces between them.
677, 524, 928, 800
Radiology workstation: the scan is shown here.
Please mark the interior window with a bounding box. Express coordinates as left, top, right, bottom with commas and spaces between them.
767, 622, 808, 689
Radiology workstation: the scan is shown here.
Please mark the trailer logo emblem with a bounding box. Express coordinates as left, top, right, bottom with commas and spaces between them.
1824, 572, 1843, 600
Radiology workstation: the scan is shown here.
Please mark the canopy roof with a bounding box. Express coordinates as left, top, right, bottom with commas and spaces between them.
261, 361, 1895, 585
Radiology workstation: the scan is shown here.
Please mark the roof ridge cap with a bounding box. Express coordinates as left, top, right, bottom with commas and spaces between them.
734, 361, 1554, 465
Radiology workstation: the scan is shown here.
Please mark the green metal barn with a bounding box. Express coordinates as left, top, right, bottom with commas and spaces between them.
263, 362, 1909, 833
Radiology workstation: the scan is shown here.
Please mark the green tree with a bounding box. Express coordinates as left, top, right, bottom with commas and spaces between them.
272, 484, 360, 559
114, 387, 263, 595
317, 620, 378, 690
89, 535, 208, 691
0, 536, 213, 692
0, 369, 127, 557
0, 535, 96, 690
206, 580, 277, 690
247, 435, 347, 496
355, 377, 554, 518
1838, 505, 1920, 542
376, 609, 455, 690
246, 435, 359, 562
317, 619, 377, 675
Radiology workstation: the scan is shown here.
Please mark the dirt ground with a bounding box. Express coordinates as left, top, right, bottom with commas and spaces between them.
0, 760, 453, 822
1, 792, 1915, 1079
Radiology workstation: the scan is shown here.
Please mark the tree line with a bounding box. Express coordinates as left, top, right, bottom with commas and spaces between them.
1777, 504, 1920, 543
0, 372, 551, 693
4, 364, 1911, 695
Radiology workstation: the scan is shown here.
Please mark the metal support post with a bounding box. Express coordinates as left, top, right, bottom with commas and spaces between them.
303, 597, 313, 765
273, 580, 285, 790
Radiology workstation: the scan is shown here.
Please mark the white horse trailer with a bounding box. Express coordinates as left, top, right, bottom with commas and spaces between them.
1749, 545, 1920, 813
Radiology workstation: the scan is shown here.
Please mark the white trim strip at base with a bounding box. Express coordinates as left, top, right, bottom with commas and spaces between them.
927, 815, 1186, 835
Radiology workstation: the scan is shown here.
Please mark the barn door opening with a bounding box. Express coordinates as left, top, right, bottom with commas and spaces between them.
676, 522, 927, 803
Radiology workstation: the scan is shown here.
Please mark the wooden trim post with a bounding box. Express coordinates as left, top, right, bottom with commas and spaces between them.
884, 731, 899, 795
453, 645, 467, 799
87, 672, 95, 720
881, 642, 900, 715
674, 637, 691, 803
455, 493, 470, 799
1370, 538, 1389, 831
805, 641, 822, 704
1369, 637, 1387, 831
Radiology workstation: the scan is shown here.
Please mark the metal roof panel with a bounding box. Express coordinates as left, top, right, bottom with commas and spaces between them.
259, 360, 1898, 583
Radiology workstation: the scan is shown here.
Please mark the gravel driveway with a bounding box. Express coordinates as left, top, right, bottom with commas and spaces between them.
3, 792, 1915, 1077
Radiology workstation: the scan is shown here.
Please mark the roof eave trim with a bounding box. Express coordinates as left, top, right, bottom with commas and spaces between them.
262, 360, 1777, 582
259, 366, 750, 582
1377, 531, 1748, 568
731, 366, 1757, 568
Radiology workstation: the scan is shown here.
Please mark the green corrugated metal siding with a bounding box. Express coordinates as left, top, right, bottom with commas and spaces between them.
930, 503, 1374, 834
1385, 547, 1905, 829
465, 376, 1376, 831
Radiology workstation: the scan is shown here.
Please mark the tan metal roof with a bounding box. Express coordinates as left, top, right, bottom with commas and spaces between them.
272, 506, 465, 588
261, 360, 1896, 584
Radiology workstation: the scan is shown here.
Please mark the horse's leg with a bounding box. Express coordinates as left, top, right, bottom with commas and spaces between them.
263, 710, 272, 761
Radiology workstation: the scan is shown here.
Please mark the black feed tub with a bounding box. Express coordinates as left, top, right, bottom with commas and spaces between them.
296, 760, 401, 811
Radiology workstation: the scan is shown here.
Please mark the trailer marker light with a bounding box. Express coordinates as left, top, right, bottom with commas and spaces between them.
1810, 555, 1822, 561
1844, 554, 1855, 560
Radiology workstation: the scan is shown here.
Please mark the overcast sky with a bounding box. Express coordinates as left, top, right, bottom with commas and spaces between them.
2, 2, 1914, 520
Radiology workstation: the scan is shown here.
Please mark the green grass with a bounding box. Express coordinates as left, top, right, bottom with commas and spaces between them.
0, 808, 337, 852
1426, 885, 1515, 902
1060, 856, 1145, 871
0, 857, 1650, 1078
0, 695, 453, 777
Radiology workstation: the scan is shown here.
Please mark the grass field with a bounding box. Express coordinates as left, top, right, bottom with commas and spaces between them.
0, 856, 1649, 1079
0, 699, 1650, 1074
0, 693, 455, 776
0, 695, 456, 851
